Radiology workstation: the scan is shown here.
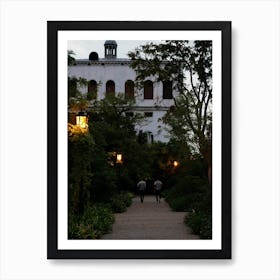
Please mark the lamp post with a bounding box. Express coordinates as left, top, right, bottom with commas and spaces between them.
173, 160, 179, 168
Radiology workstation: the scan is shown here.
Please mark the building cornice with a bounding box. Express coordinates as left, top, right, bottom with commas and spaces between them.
85, 105, 170, 111
71, 58, 132, 66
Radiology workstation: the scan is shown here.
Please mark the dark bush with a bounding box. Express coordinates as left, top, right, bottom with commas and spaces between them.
110, 192, 133, 213
68, 204, 115, 239
110, 197, 126, 213
184, 184, 212, 239
117, 168, 135, 192
165, 176, 209, 211
167, 193, 204, 212
164, 175, 212, 239
185, 211, 212, 239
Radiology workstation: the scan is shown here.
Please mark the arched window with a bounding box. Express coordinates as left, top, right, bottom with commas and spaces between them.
144, 80, 153, 99
125, 80, 134, 98
106, 80, 115, 97
87, 80, 97, 99
163, 81, 173, 99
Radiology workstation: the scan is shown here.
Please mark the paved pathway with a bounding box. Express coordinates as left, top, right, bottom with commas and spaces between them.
102, 195, 199, 240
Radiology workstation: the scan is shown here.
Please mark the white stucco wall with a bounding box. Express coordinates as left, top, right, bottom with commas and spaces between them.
135, 110, 171, 142
69, 62, 176, 142
69, 63, 136, 99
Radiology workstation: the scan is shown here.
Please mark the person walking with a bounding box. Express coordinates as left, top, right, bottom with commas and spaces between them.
137, 179, 146, 203
154, 179, 163, 203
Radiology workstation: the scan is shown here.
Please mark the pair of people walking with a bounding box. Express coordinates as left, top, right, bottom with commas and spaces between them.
136, 179, 163, 203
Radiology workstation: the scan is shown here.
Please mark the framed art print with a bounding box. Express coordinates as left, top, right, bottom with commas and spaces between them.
47, 21, 231, 259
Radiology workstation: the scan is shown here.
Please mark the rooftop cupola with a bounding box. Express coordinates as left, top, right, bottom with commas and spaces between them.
104, 40, 117, 59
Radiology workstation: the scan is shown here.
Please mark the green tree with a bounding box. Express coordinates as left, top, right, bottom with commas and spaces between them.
68, 132, 94, 213
128, 41, 212, 160
89, 94, 151, 192
68, 50, 76, 66
68, 50, 89, 111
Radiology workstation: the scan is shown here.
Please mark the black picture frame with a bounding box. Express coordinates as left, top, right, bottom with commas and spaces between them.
47, 21, 231, 259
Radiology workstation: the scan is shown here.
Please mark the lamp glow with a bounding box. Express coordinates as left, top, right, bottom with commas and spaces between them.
76, 112, 88, 130
116, 153, 123, 164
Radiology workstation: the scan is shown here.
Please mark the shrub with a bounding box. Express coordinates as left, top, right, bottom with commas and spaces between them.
110, 196, 126, 213
167, 195, 193, 212
165, 176, 209, 211
117, 169, 135, 192
164, 175, 212, 239
68, 204, 115, 239
185, 211, 212, 239
110, 191, 133, 213
120, 191, 134, 207
90, 146, 117, 203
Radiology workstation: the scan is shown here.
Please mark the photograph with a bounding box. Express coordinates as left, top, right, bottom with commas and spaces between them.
48, 21, 231, 259
1, 0, 280, 278
67, 39, 212, 241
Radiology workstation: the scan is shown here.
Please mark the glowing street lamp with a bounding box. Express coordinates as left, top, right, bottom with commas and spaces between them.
173, 160, 179, 167
116, 153, 123, 164
76, 111, 88, 130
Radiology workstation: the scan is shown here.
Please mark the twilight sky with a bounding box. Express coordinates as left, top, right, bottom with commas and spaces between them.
68, 40, 162, 59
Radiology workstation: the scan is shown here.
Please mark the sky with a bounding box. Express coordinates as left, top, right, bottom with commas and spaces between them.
68, 40, 162, 59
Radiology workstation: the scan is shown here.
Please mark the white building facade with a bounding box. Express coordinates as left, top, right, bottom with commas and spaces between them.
68, 40, 178, 143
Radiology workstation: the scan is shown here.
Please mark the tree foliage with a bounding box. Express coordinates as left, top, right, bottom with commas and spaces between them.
68, 50, 89, 112
89, 94, 152, 190
68, 50, 76, 66
68, 132, 94, 213
68, 77, 89, 112
128, 40, 212, 160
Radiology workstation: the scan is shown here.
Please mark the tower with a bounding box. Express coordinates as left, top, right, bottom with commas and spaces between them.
104, 40, 117, 59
